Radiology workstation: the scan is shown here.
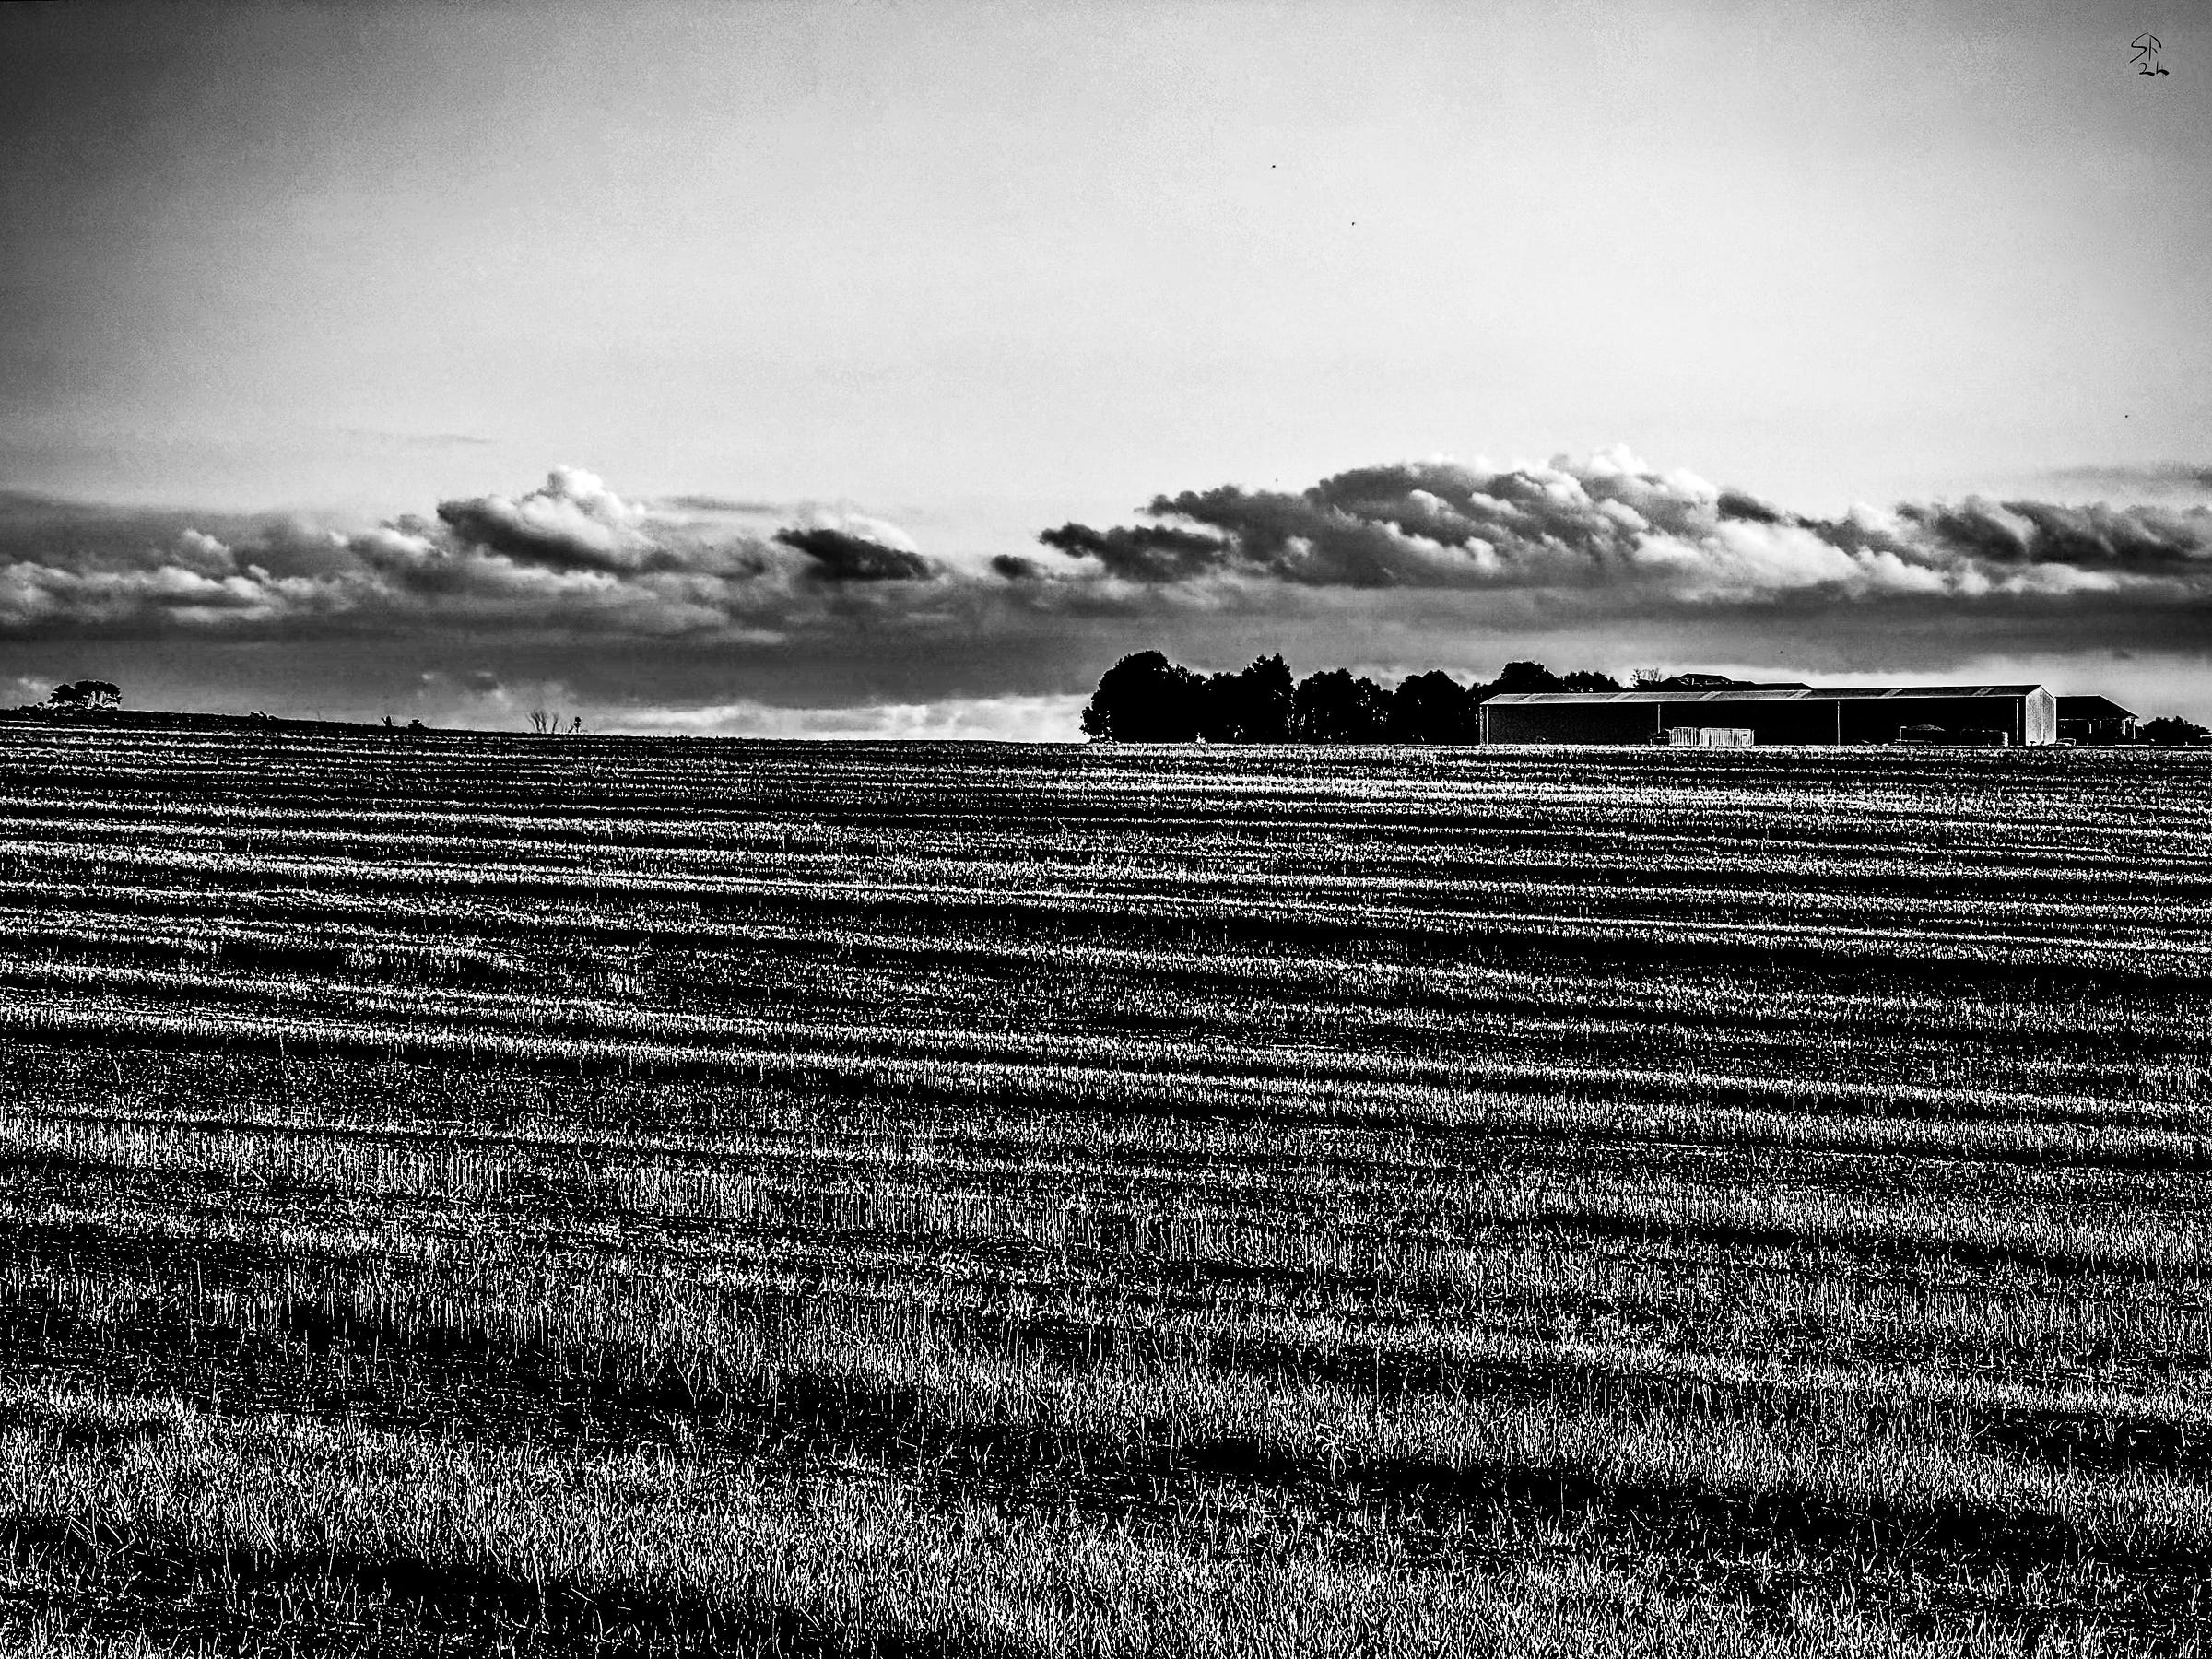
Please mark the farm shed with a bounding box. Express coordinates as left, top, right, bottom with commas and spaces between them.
2054, 695, 2136, 746
1479, 685, 2058, 747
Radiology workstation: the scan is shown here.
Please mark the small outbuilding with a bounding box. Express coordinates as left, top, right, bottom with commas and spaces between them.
2054, 695, 2136, 746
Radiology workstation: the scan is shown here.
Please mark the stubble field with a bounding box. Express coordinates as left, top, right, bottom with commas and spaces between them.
0, 722, 2206, 1656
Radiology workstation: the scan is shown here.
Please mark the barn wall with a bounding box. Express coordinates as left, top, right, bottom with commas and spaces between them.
1481, 701, 1660, 744
1482, 691, 2053, 745
1839, 699, 2004, 744
1839, 696, 2029, 744
2025, 688, 2056, 746
1667, 700, 1838, 745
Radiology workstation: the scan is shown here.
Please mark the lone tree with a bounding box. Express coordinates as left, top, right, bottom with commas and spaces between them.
47, 680, 120, 712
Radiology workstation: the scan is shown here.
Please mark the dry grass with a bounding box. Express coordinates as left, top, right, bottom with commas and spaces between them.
0, 730, 2206, 1653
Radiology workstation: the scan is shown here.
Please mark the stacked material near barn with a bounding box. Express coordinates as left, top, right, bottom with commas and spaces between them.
1664, 727, 1755, 747
1480, 685, 2058, 747
1899, 725, 2011, 747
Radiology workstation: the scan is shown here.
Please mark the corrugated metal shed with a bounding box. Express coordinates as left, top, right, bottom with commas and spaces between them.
1478, 685, 2057, 746
2054, 694, 2136, 745
2054, 695, 2136, 721
1484, 686, 2049, 705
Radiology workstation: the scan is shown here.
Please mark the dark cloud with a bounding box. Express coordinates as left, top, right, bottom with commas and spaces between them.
1715, 489, 1787, 524
1938, 499, 2206, 572
1036, 521, 1231, 583
772, 525, 935, 582
2031, 463, 2212, 498
990, 554, 1044, 581
0, 490, 275, 568
335, 429, 496, 451
1038, 453, 1772, 589
655, 494, 787, 514
1038, 448, 2212, 606
0, 467, 919, 641
434, 465, 660, 575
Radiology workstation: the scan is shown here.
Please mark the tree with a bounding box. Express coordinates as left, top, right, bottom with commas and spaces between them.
2141, 716, 2211, 747
1560, 669, 1625, 693
1386, 670, 1477, 743
1487, 661, 1563, 696
1081, 652, 1206, 741
1198, 654, 1295, 742
1195, 673, 1240, 742
47, 680, 120, 711
1292, 668, 1392, 742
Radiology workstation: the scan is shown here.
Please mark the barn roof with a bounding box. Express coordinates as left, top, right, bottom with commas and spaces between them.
1484, 686, 2050, 706
2054, 694, 2136, 720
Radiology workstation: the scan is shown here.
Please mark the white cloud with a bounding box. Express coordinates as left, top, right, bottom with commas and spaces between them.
606, 692, 1089, 742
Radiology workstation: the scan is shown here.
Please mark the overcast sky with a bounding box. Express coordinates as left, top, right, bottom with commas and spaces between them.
3, 0, 2206, 734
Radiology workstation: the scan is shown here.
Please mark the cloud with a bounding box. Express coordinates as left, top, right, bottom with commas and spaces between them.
2028, 463, 2212, 501
654, 494, 789, 514
5, 454, 2210, 728
771, 524, 935, 582
0, 467, 942, 641
1037, 520, 1242, 583
434, 465, 656, 574
335, 429, 497, 451
1034, 447, 2212, 610
606, 692, 1087, 741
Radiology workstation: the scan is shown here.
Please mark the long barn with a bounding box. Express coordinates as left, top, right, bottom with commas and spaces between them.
1478, 684, 2058, 747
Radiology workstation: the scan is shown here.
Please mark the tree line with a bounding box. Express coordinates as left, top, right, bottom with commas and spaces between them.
2141, 716, 2212, 746
1079, 652, 1625, 743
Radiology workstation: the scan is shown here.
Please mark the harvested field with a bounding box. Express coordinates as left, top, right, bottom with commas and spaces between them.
0, 724, 2208, 1655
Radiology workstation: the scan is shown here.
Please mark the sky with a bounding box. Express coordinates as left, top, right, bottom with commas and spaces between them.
1, 0, 2206, 735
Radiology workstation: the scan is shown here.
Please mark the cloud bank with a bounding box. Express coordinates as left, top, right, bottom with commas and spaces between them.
1035, 445, 2212, 606
7, 451, 2209, 645
606, 692, 1088, 742
0, 467, 939, 641
3, 451, 2208, 731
